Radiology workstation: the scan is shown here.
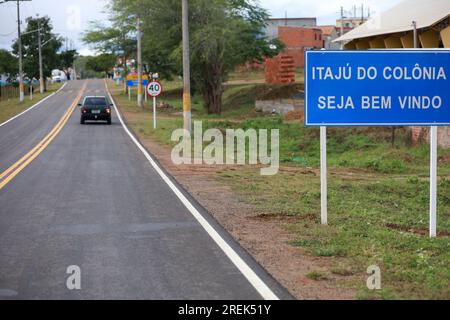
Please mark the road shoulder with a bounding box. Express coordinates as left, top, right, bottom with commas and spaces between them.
108, 83, 357, 300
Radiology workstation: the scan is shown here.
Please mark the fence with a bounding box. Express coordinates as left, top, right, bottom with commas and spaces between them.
0, 86, 21, 101
0, 83, 52, 101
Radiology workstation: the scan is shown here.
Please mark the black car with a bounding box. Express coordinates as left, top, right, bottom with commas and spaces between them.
79, 96, 112, 125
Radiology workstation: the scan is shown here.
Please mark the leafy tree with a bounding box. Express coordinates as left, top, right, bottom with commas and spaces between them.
59, 49, 78, 70
85, 54, 116, 76
85, 0, 282, 114
0, 49, 18, 78
83, 18, 136, 73
12, 16, 63, 89
73, 56, 102, 79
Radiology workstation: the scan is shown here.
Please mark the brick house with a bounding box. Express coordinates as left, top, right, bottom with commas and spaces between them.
317, 25, 340, 49
277, 26, 324, 67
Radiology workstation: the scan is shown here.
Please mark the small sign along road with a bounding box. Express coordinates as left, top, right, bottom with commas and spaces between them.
146, 80, 163, 97
146, 80, 163, 129
126, 74, 149, 87
305, 50, 450, 126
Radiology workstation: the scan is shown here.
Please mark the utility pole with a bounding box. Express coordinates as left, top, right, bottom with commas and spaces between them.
361, 4, 364, 23
412, 21, 418, 49
37, 15, 44, 93
16, 0, 24, 102
182, 0, 191, 132
1, 1, 32, 102
136, 15, 143, 108
340, 6, 344, 49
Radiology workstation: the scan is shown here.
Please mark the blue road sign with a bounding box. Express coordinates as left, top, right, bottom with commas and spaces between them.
305, 50, 450, 126
126, 79, 149, 87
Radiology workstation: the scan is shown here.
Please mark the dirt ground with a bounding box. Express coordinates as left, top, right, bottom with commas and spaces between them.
118, 107, 358, 300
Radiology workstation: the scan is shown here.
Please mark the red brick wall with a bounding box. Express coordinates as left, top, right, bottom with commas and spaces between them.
278, 26, 323, 67
264, 55, 295, 84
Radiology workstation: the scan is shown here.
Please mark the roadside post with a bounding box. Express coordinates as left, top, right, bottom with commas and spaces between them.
305, 50, 450, 237
320, 126, 327, 225
146, 77, 163, 129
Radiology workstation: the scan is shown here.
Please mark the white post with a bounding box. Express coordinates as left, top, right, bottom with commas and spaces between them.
153, 96, 157, 129
320, 126, 327, 225
128, 87, 131, 101
30, 84, 32, 100
430, 126, 437, 238
145, 86, 148, 103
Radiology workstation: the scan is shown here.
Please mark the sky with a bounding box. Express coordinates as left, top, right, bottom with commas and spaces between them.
0, 0, 403, 55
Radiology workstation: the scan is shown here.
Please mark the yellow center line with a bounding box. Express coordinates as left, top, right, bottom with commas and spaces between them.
0, 82, 87, 190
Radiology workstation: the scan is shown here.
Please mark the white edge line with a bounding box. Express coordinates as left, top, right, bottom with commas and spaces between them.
105, 82, 279, 301
0, 82, 68, 128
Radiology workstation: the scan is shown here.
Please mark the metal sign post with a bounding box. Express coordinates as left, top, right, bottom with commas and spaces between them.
153, 96, 157, 129
430, 126, 437, 237
320, 126, 327, 225
305, 50, 450, 238
146, 80, 163, 130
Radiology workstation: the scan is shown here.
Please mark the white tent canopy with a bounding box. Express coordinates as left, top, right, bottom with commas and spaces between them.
334, 0, 450, 42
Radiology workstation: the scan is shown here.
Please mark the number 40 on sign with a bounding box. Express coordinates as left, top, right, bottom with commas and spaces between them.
146, 81, 163, 129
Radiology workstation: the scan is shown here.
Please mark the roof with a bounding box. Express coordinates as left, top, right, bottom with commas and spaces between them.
277, 26, 323, 33
317, 25, 337, 36
267, 17, 316, 21
334, 0, 450, 42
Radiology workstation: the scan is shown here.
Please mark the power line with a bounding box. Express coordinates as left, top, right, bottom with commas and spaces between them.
0, 30, 16, 37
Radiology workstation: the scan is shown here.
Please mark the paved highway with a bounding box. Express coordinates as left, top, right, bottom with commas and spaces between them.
0, 79, 290, 300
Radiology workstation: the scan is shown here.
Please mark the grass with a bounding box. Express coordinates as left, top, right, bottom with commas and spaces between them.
0, 83, 63, 124
306, 270, 329, 281
108, 78, 450, 300
219, 169, 450, 299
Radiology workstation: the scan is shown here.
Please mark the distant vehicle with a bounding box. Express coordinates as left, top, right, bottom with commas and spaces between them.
78, 96, 112, 125
51, 69, 67, 83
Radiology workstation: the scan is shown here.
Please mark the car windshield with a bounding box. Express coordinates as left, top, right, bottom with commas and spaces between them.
84, 97, 108, 106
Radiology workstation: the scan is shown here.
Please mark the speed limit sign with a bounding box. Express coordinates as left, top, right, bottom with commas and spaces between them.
146, 81, 163, 97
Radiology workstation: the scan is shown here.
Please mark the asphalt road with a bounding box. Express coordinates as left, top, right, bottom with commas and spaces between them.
0, 79, 291, 300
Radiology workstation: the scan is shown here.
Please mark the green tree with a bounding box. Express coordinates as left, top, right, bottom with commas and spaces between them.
12, 16, 63, 89
0, 49, 18, 77
82, 16, 136, 74
73, 56, 102, 79
86, 0, 282, 114
85, 54, 116, 76
59, 49, 78, 70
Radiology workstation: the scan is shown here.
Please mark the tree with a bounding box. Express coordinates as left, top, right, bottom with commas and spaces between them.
0, 49, 18, 77
82, 12, 137, 76
12, 16, 63, 89
73, 56, 103, 79
85, 0, 282, 114
85, 54, 116, 76
59, 49, 78, 70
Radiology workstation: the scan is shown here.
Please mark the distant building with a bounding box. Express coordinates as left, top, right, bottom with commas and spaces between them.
317, 25, 340, 49
277, 26, 323, 67
336, 17, 367, 36
264, 17, 317, 39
